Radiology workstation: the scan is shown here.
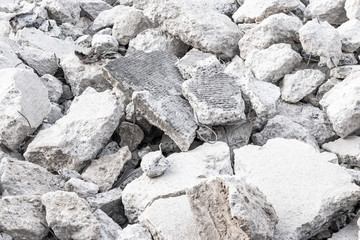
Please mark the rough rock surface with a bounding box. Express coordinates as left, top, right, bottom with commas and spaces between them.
42, 0, 81, 25
117, 122, 144, 151
304, 0, 348, 25
322, 136, 360, 167
93, 209, 121, 240
245, 43, 302, 83
337, 19, 360, 53
234, 138, 360, 240
79, 0, 112, 21
330, 65, 360, 79
182, 73, 246, 125
92, 5, 130, 31
320, 72, 360, 137
41, 191, 101, 240
140, 151, 169, 178
0, 68, 50, 151
40, 74, 63, 103
0, 39, 26, 69
24, 88, 122, 172
345, 0, 360, 20
117, 224, 152, 240
64, 178, 99, 198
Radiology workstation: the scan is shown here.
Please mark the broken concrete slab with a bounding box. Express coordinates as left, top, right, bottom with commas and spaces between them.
82, 147, 132, 192
245, 43, 302, 83
117, 224, 152, 240
64, 178, 99, 198
182, 73, 246, 126
122, 142, 232, 223
304, 0, 348, 25
140, 151, 169, 178
338, 19, 360, 53
117, 122, 144, 151
0, 68, 51, 151
320, 72, 360, 137
0, 195, 48, 240
322, 136, 360, 167
24, 88, 122, 172
234, 138, 360, 240
41, 191, 101, 240
93, 209, 121, 240
103, 51, 197, 151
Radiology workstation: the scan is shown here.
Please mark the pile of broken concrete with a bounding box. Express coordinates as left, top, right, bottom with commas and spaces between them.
1, 0, 360, 239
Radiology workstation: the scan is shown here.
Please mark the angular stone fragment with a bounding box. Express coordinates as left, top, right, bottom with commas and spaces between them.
117, 122, 144, 151
345, 0, 360, 19
277, 101, 336, 145
176, 48, 223, 80
92, 5, 129, 31
43, 0, 81, 25
232, 0, 300, 23
91, 34, 118, 52
245, 43, 302, 83
141, 151, 169, 178
117, 224, 152, 240
330, 65, 360, 79
234, 138, 360, 240
103, 51, 197, 151
0, 195, 48, 240
320, 72, 360, 137
24, 88, 121, 172
65, 178, 99, 198
128, 28, 189, 57
122, 142, 232, 223
79, 0, 112, 20
0, 68, 50, 151
0, 39, 26, 69
93, 209, 121, 240
317, 78, 341, 101
98, 141, 120, 158
338, 19, 360, 52
238, 13, 303, 59
281, 69, 325, 103
182, 73, 245, 126
0, 158, 61, 196
329, 214, 359, 240
299, 19, 342, 68
41, 191, 101, 240
40, 74, 63, 103
143, 0, 243, 58
304, 0, 348, 25
322, 136, 360, 167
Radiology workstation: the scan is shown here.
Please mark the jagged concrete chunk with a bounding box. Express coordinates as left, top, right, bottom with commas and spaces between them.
93, 5, 131, 31
245, 43, 302, 83
277, 102, 336, 145
330, 65, 360, 79
299, 19, 342, 68
0, 39, 26, 69
25, 88, 122, 172
142, 0, 243, 58
329, 214, 359, 240
345, 0, 360, 19
234, 138, 360, 240
42, 0, 81, 25
0, 68, 50, 151
232, 0, 300, 23
317, 78, 341, 101
304, 0, 348, 25
128, 28, 189, 57
93, 209, 121, 240
103, 51, 197, 151
98, 141, 120, 158
0, 158, 61, 196
141, 151, 169, 178
122, 142, 232, 223
79, 0, 112, 20
182, 73, 245, 126
42, 191, 101, 240
117, 122, 144, 151
238, 13, 303, 59
40, 74, 63, 103
338, 19, 360, 52
65, 178, 99, 198
91, 34, 118, 52
176, 48, 223, 80
117, 224, 152, 240
281, 69, 325, 103
322, 136, 360, 167
320, 72, 360, 137
82, 147, 131, 192
0, 195, 48, 240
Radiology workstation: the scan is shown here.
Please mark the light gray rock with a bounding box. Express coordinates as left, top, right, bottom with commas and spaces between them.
210, 122, 252, 149
117, 224, 152, 240
117, 122, 144, 151
76, 34, 92, 48
128, 28, 189, 57
232, 0, 300, 23
339, 52, 359, 65
345, 0, 360, 19
93, 209, 121, 240
329, 214, 359, 240
322, 136, 360, 167
299, 19, 342, 68
40, 74, 63, 103
65, 178, 99, 198
182, 73, 246, 126
304, 0, 348, 25
98, 141, 120, 158
281, 69, 325, 103
0, 232, 13, 240
0, 157, 61, 196
103, 51, 197, 151
238, 13, 303, 59
42, 0, 81, 25
320, 72, 360, 137
82, 147, 132, 192
24, 88, 122, 172
91, 34, 118, 52
245, 43, 302, 83
61, 53, 112, 96
316, 78, 341, 101
141, 151, 169, 178
41, 191, 101, 240
122, 142, 232, 223
0, 39, 26, 69
338, 19, 360, 52
0, 68, 50, 151
0, 195, 48, 240
234, 138, 360, 240
58, 168, 82, 181
224, 58, 280, 117
143, 0, 243, 58
79, 0, 112, 21
45, 103, 63, 124
93, 5, 129, 31
330, 65, 360, 79
176, 48, 223, 80
186, 0, 239, 16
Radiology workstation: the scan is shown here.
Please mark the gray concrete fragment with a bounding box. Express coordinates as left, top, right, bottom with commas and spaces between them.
42, 0, 81, 25
316, 78, 341, 101
117, 224, 152, 240
40, 74, 63, 103
117, 122, 144, 151
330, 65, 360, 79
322, 136, 360, 167
98, 141, 120, 158
93, 209, 121, 240
91, 34, 118, 52
93, 5, 130, 31
338, 19, 360, 52
141, 151, 169, 178
79, 0, 112, 20
304, 0, 348, 25
64, 178, 99, 198
0, 39, 26, 69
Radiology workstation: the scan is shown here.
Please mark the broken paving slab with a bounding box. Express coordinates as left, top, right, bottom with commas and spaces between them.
182, 73, 246, 126
234, 138, 360, 240
122, 142, 232, 223
24, 87, 122, 172
103, 51, 197, 151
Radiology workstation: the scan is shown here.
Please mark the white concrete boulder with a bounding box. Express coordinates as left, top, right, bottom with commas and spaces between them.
320, 72, 360, 137
322, 136, 360, 167
0, 68, 50, 151
304, 0, 348, 25
24, 87, 122, 172
337, 19, 360, 53
234, 138, 360, 239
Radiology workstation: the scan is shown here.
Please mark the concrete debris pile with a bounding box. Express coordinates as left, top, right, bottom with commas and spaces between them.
2, 0, 360, 239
